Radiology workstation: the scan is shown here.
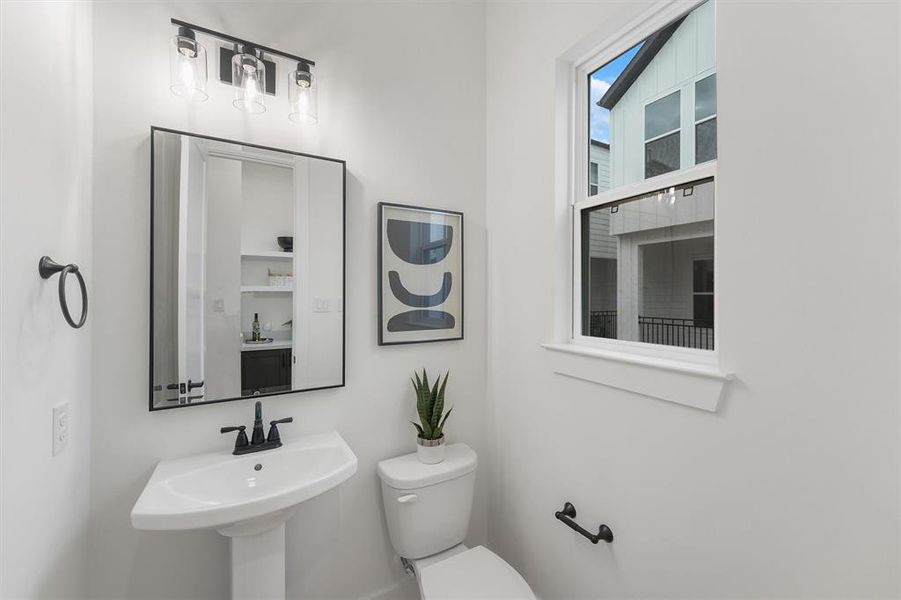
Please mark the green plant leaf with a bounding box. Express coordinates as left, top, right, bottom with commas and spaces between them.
435, 406, 454, 438
428, 376, 440, 430
432, 372, 449, 429
428, 373, 443, 430
410, 421, 424, 438
434, 406, 454, 438
417, 391, 432, 438
414, 371, 433, 438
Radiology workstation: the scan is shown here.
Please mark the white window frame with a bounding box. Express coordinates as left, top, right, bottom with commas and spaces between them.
566, 0, 723, 369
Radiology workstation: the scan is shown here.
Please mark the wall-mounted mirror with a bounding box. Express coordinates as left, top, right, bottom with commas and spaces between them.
150, 127, 345, 410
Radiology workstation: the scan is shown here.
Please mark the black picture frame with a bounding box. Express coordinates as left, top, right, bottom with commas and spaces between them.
149, 126, 347, 411
377, 202, 464, 346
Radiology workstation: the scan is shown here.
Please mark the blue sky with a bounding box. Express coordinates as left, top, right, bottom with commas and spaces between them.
590, 43, 642, 144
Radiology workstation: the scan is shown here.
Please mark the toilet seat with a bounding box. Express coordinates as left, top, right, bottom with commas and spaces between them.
417, 546, 536, 599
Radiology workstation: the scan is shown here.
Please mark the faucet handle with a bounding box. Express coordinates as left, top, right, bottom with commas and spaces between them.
220, 425, 249, 451
266, 417, 293, 444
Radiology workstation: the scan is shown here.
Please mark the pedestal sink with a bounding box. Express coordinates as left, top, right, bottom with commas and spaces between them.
131, 431, 357, 600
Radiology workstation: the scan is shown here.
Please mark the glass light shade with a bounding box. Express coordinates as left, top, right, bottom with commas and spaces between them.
232, 52, 266, 114
288, 67, 318, 124
169, 35, 208, 102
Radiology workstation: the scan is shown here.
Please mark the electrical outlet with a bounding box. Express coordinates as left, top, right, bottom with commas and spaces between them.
52, 402, 69, 456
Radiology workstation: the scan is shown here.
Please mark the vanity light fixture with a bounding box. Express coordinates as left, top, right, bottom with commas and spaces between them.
288, 62, 318, 124
169, 26, 208, 102
167, 18, 317, 122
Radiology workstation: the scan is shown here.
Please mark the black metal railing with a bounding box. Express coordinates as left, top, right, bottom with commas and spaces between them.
639, 316, 713, 350
588, 310, 617, 339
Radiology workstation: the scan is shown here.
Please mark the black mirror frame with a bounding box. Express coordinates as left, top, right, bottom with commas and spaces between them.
149, 126, 346, 411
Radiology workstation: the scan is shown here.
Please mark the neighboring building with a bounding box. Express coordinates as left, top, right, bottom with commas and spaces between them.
587, 140, 617, 338
588, 139, 611, 196
586, 0, 715, 349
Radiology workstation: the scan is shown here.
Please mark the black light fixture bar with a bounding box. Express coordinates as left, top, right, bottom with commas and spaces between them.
170, 18, 315, 66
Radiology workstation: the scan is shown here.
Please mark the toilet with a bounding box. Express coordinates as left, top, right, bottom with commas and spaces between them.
377, 444, 536, 599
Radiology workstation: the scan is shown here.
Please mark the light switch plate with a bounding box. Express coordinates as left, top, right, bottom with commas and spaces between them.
52, 402, 69, 456
314, 298, 330, 312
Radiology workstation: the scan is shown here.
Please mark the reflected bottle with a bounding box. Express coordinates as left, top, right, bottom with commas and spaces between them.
252, 313, 261, 342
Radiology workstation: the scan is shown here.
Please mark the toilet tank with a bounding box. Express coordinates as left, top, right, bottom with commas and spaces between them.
377, 444, 477, 560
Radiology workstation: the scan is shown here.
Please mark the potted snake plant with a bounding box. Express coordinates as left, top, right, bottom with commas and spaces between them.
411, 369, 453, 464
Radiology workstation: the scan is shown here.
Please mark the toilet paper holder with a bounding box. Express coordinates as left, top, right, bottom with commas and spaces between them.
554, 502, 613, 544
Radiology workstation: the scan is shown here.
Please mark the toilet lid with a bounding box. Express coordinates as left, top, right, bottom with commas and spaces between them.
419, 546, 535, 600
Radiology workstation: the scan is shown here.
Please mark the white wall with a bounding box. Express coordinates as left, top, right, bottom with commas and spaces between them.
0, 1, 94, 598
486, 1, 899, 598
240, 161, 294, 255
205, 156, 243, 401
89, 2, 486, 599
299, 158, 344, 388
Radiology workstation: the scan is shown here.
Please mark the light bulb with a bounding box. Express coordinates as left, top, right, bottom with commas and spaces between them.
288, 62, 318, 124
169, 27, 208, 102
232, 49, 266, 114
180, 60, 195, 89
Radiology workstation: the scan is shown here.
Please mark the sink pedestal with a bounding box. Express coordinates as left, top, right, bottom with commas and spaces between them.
229, 523, 286, 600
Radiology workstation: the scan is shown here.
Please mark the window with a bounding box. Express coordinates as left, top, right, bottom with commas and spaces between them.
589, 162, 599, 196
577, 0, 716, 354
581, 179, 715, 350
645, 91, 681, 178
692, 257, 714, 327
695, 74, 717, 163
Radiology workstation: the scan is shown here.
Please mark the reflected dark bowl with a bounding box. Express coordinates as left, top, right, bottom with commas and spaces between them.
277, 236, 293, 252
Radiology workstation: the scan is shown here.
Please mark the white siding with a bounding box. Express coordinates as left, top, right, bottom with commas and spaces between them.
588, 144, 615, 258
640, 236, 713, 319
589, 143, 611, 192
610, 0, 715, 187
615, 220, 714, 342
610, 178, 714, 235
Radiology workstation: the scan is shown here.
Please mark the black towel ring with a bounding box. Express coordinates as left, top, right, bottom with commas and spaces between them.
39, 256, 88, 329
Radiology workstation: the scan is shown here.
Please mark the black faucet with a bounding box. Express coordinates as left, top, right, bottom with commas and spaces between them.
221, 401, 293, 455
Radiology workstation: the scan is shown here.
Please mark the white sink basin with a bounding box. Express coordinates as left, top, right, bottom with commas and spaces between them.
131, 431, 357, 600
132, 431, 357, 534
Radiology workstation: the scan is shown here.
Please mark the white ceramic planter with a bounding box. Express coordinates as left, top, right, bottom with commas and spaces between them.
416, 436, 446, 464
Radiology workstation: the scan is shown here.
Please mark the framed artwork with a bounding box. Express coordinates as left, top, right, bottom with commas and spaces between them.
378, 203, 463, 345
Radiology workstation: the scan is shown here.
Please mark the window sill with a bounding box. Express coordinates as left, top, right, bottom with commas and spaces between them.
541, 343, 733, 412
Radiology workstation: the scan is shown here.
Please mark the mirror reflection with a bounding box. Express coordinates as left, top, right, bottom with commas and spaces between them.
151, 128, 345, 409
